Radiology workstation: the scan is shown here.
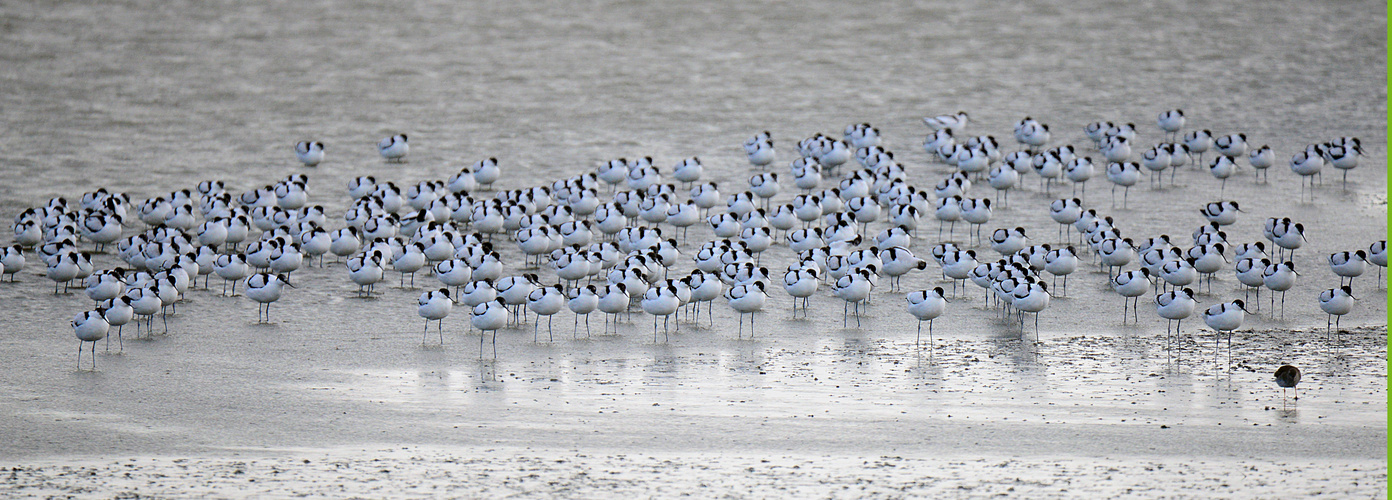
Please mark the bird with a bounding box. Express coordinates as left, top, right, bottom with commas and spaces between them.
1262, 261, 1297, 319
987, 164, 1019, 207
435, 258, 473, 295
378, 134, 409, 162
1048, 198, 1084, 243
672, 157, 703, 187
72, 309, 109, 371
527, 284, 566, 342
472, 158, 502, 191
1248, 145, 1275, 182
567, 285, 599, 338
1200, 201, 1241, 226
392, 242, 427, 287
245, 273, 293, 323
417, 288, 452, 345
125, 285, 164, 337
1214, 133, 1248, 159
878, 246, 926, 292
346, 251, 385, 297
1156, 288, 1197, 351
1369, 241, 1387, 286
782, 266, 819, 317
1156, 109, 1185, 141
923, 111, 969, 133
471, 298, 508, 358
1274, 365, 1302, 404
725, 281, 767, 338
1202, 299, 1249, 366
1318, 286, 1355, 338
1209, 156, 1238, 199
745, 134, 776, 168
1323, 138, 1362, 190
641, 283, 682, 342
1328, 250, 1367, 288
1064, 157, 1094, 198
294, 141, 325, 167
84, 269, 126, 304
1043, 246, 1078, 296
46, 251, 81, 294
1183, 130, 1213, 165
1269, 220, 1306, 261
1234, 257, 1269, 309
1012, 280, 1051, 339
906, 287, 947, 353
1113, 269, 1151, 323
596, 282, 630, 334
99, 296, 133, 352
1, 244, 25, 281
990, 227, 1029, 256
834, 268, 875, 328
1106, 161, 1141, 207
1290, 146, 1324, 200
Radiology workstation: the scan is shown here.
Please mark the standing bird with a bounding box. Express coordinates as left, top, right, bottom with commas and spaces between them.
1290, 146, 1324, 200
1248, 145, 1275, 182
1043, 246, 1079, 296
245, 273, 293, 323
1, 245, 25, 281
100, 296, 133, 352
1183, 130, 1213, 166
1328, 250, 1367, 288
906, 288, 947, 353
473, 158, 502, 191
1368, 241, 1387, 286
567, 285, 599, 338
417, 288, 452, 345
1324, 138, 1362, 190
782, 266, 819, 317
834, 268, 875, 328
378, 134, 409, 162
1317, 286, 1355, 338
725, 281, 767, 338
1274, 365, 1301, 404
1012, 280, 1051, 338
72, 309, 109, 371
1156, 109, 1185, 142
1203, 299, 1250, 366
294, 141, 325, 166
527, 284, 566, 342
1106, 161, 1141, 207
596, 283, 630, 334
1209, 156, 1238, 199
1156, 288, 1196, 351
471, 298, 508, 358
641, 284, 682, 342
1262, 261, 1297, 319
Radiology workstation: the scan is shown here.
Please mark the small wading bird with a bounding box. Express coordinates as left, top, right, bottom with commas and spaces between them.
1275, 365, 1301, 406
417, 288, 452, 345
906, 287, 947, 354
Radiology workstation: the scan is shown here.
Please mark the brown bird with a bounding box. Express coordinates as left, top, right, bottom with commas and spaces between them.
1275, 365, 1302, 404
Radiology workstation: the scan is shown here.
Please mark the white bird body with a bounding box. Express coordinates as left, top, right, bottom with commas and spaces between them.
379, 134, 409, 162
295, 141, 325, 166
1203, 300, 1248, 332
1156, 288, 1196, 320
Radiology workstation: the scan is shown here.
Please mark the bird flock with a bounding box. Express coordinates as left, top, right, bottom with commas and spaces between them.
9, 111, 1381, 401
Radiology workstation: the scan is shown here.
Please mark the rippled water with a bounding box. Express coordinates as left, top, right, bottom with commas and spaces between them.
0, 0, 1385, 490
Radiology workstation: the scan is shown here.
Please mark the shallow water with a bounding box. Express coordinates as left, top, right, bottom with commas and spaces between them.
0, 0, 1386, 495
